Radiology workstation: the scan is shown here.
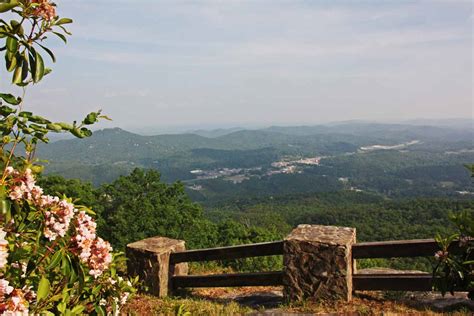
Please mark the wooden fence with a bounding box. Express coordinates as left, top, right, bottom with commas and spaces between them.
170, 239, 459, 292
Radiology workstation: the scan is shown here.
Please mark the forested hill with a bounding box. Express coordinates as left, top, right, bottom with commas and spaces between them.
37, 121, 473, 200
36, 121, 473, 272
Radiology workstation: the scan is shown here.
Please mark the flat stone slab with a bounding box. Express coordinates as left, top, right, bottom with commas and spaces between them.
127, 236, 186, 254
402, 292, 474, 312
286, 225, 356, 247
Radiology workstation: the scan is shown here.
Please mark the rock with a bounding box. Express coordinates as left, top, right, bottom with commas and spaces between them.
283, 225, 356, 302
126, 236, 188, 297
405, 292, 474, 312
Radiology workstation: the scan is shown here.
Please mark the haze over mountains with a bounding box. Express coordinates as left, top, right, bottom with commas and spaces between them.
37, 119, 473, 203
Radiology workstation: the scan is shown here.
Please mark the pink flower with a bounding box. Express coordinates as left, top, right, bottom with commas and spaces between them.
0, 280, 29, 315
31, 0, 56, 21
87, 237, 112, 278
434, 250, 449, 261
41, 197, 76, 241
0, 279, 13, 301
6, 168, 43, 202
4, 167, 14, 176
70, 211, 97, 260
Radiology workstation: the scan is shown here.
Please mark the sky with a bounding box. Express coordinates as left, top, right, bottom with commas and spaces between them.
1, 0, 472, 132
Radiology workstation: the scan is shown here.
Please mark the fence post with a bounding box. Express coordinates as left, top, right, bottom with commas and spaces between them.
283, 224, 356, 302
126, 237, 188, 297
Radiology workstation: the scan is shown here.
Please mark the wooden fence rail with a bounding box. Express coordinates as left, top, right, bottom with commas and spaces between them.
170, 238, 457, 291
352, 239, 460, 259
170, 241, 283, 264
172, 273, 440, 291
172, 271, 283, 288
353, 274, 434, 291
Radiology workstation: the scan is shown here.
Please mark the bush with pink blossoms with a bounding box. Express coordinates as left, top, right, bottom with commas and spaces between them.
0, 1, 136, 314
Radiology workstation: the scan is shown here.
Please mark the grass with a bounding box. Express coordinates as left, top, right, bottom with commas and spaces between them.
122, 289, 473, 316
122, 267, 472, 315
121, 295, 251, 315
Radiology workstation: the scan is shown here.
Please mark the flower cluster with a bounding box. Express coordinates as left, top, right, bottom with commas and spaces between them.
31, 0, 56, 21
0, 229, 8, 269
70, 211, 97, 261
5, 168, 43, 202
87, 238, 113, 278
5, 167, 76, 241
0, 280, 34, 315
434, 250, 449, 261
40, 196, 76, 241
102, 276, 133, 315
71, 211, 112, 278
4, 167, 113, 278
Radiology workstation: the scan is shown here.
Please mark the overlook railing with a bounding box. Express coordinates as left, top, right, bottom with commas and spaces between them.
170, 238, 459, 292
126, 225, 462, 302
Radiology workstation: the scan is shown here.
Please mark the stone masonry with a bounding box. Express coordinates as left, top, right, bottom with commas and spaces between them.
283, 224, 356, 302
126, 237, 188, 297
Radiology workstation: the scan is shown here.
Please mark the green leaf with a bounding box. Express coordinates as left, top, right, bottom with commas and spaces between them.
91, 285, 102, 295
18, 111, 32, 118
0, 0, 18, 13
99, 114, 112, 121
94, 306, 106, 316
53, 31, 67, 44
0, 197, 10, 216
12, 65, 22, 84
57, 25, 72, 36
21, 52, 28, 81
0, 105, 16, 115
70, 305, 84, 315
38, 43, 56, 62
80, 127, 92, 137
0, 1, 18, 13
6, 35, 17, 53
33, 51, 45, 83
37, 276, 50, 301
47, 250, 63, 270
70, 128, 85, 138
46, 123, 62, 131
0, 93, 21, 105
29, 124, 48, 133
83, 112, 98, 125
29, 115, 50, 124
56, 18, 73, 25
57, 122, 73, 130
5, 52, 16, 72
57, 302, 67, 314
10, 20, 23, 35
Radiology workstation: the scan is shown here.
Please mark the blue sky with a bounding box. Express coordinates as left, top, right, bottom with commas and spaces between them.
1, 0, 472, 132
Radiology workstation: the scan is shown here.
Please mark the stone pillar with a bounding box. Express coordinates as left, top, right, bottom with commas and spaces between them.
126, 237, 188, 297
283, 224, 356, 302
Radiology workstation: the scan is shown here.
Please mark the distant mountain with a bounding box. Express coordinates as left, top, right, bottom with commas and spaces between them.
401, 118, 473, 130
188, 127, 245, 138
262, 122, 472, 141
37, 122, 474, 187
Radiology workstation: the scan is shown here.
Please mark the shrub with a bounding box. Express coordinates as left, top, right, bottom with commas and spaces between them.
0, 1, 136, 314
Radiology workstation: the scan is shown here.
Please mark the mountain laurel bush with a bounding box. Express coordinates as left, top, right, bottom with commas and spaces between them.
0, 1, 136, 314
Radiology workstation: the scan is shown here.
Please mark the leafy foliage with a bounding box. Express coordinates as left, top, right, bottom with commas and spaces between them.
433, 210, 474, 298
0, 1, 133, 314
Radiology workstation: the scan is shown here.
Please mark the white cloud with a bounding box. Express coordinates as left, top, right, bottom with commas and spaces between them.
18, 0, 473, 126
